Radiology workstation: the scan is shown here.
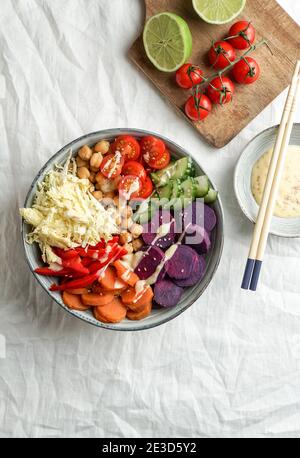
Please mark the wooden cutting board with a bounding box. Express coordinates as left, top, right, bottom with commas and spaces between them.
129, 0, 300, 148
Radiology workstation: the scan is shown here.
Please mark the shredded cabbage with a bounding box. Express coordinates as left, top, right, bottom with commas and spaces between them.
20, 152, 119, 263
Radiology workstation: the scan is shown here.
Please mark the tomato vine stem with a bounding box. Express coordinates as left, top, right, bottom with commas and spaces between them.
194, 38, 269, 91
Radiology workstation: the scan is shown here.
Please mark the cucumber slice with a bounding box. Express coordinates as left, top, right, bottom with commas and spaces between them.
151, 162, 176, 188
173, 157, 195, 180
204, 188, 218, 204
181, 177, 195, 200
171, 179, 182, 198
157, 181, 173, 199
194, 175, 209, 198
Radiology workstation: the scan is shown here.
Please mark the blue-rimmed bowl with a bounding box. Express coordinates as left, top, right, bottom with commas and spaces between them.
234, 124, 300, 238
22, 128, 224, 331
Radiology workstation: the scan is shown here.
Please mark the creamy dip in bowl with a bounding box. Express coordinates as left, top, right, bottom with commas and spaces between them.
234, 124, 300, 238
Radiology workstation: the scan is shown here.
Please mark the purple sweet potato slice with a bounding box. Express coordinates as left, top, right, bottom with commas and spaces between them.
165, 245, 198, 280
174, 255, 206, 287
142, 210, 176, 249
184, 224, 211, 254
204, 205, 217, 232
154, 279, 184, 308
179, 202, 217, 233
134, 246, 164, 280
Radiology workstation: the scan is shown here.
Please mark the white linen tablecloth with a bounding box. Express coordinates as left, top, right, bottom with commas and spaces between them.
1, 0, 300, 438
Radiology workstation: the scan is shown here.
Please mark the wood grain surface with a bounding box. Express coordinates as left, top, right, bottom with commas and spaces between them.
129, 0, 300, 148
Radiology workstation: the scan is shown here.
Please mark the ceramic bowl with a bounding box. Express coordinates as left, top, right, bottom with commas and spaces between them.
234, 124, 300, 238
22, 128, 224, 331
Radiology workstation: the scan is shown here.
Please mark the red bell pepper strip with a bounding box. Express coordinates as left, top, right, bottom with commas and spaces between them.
75, 247, 107, 259
35, 267, 74, 277
81, 258, 94, 267
61, 256, 89, 275
53, 247, 79, 260
50, 246, 126, 292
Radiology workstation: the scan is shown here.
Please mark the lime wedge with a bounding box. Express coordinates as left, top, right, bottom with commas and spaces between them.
192, 0, 246, 24
143, 12, 192, 72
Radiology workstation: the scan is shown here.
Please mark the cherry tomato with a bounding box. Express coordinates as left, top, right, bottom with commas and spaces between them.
137, 176, 154, 199
122, 161, 147, 181
118, 175, 142, 200
100, 152, 125, 178
208, 41, 236, 70
150, 148, 171, 170
185, 94, 212, 121
110, 135, 140, 161
206, 76, 235, 105
140, 136, 166, 168
228, 21, 255, 50
233, 57, 260, 84
175, 64, 204, 89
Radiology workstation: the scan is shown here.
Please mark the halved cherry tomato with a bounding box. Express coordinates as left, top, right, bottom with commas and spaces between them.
100, 152, 125, 178
137, 176, 153, 199
175, 64, 204, 89
206, 76, 234, 105
150, 149, 171, 170
208, 41, 236, 70
122, 161, 147, 181
228, 21, 255, 50
185, 94, 212, 121
118, 175, 142, 200
140, 136, 166, 168
232, 57, 260, 84
110, 135, 140, 161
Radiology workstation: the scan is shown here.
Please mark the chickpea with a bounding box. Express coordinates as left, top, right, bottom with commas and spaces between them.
95, 183, 102, 191
77, 167, 90, 179
103, 191, 116, 199
90, 152, 103, 169
132, 238, 144, 252
92, 191, 103, 200
90, 166, 101, 173
130, 223, 143, 239
119, 232, 132, 245
113, 196, 120, 207
94, 140, 110, 154
76, 156, 89, 168
95, 173, 118, 193
123, 243, 134, 254
89, 172, 96, 183
78, 145, 92, 161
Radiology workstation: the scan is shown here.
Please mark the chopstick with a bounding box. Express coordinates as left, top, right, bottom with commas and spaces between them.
241, 60, 300, 291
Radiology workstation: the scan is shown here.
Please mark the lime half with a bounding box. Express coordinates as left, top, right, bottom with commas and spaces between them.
192, 0, 246, 24
143, 12, 192, 72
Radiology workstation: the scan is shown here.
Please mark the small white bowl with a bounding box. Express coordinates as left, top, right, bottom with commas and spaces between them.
234, 124, 300, 238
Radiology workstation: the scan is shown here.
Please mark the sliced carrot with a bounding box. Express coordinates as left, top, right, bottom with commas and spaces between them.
114, 260, 139, 287
91, 283, 104, 294
81, 292, 114, 306
98, 266, 117, 290
127, 301, 152, 321
66, 288, 89, 295
93, 297, 127, 323
62, 291, 91, 311
121, 285, 153, 307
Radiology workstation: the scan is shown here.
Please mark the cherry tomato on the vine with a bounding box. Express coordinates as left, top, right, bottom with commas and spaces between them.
140, 136, 166, 168
233, 57, 260, 84
110, 135, 140, 161
176, 64, 204, 89
122, 161, 147, 181
227, 21, 255, 50
208, 41, 236, 70
206, 76, 235, 105
185, 93, 212, 121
